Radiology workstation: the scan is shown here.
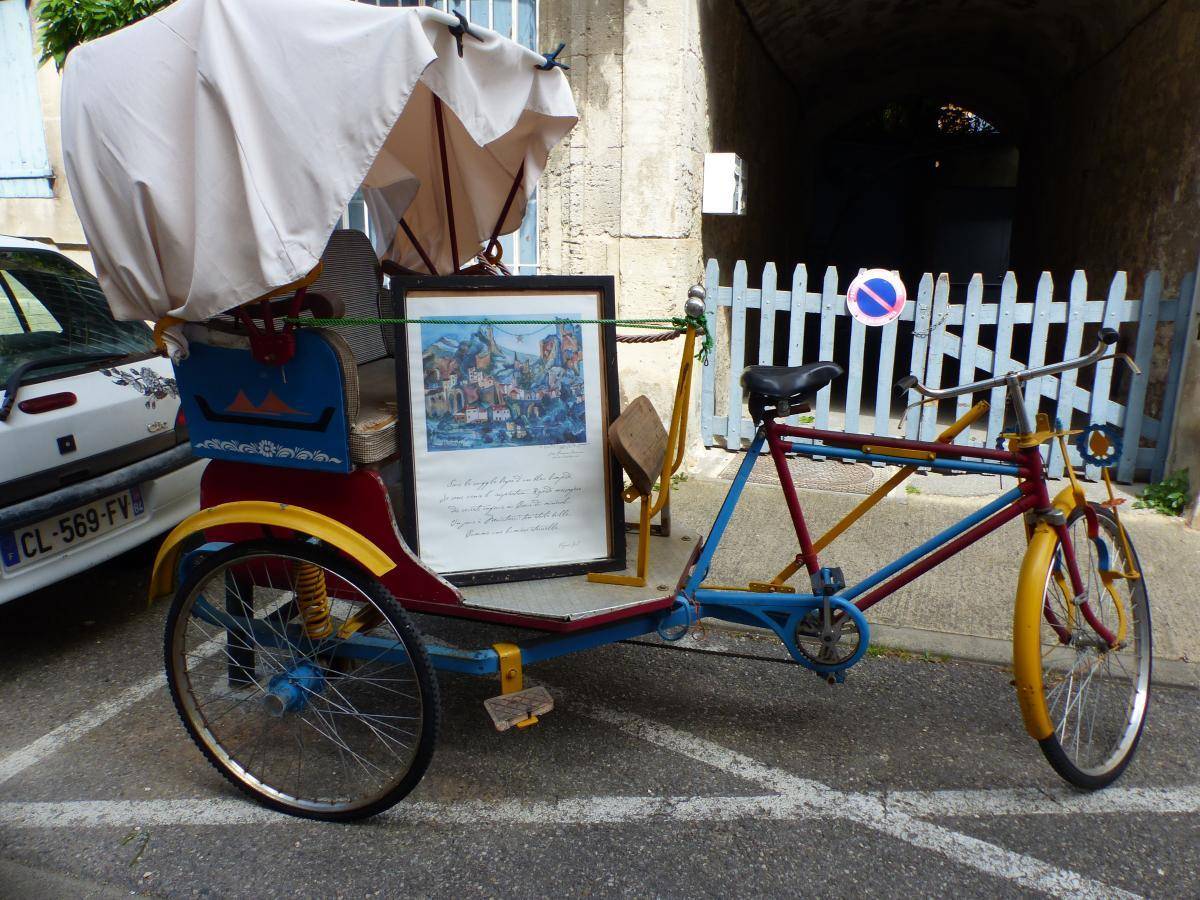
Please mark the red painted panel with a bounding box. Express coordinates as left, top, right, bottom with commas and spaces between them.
198, 460, 670, 633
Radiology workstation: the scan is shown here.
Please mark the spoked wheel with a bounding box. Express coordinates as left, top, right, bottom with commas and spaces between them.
164, 539, 440, 820
1021, 503, 1151, 789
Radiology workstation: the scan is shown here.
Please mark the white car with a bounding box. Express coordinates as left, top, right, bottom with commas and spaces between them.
0, 235, 204, 604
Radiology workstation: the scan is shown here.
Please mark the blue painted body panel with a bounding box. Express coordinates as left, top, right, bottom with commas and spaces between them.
174, 330, 352, 473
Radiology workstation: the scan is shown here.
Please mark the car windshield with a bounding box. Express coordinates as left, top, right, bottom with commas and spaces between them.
0, 248, 154, 383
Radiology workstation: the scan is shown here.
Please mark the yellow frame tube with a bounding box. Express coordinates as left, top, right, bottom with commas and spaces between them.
763, 401, 991, 587
149, 500, 395, 602
590, 326, 698, 587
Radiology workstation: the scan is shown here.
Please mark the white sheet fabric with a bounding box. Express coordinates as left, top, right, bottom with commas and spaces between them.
61, 0, 576, 347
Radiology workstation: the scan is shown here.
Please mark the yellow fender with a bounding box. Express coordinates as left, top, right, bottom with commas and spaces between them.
149, 501, 395, 602
1012, 484, 1080, 740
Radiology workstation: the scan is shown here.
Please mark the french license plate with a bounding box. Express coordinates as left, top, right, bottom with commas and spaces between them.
1, 487, 145, 572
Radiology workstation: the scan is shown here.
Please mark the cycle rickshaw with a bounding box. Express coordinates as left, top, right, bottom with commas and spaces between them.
62, 0, 1150, 821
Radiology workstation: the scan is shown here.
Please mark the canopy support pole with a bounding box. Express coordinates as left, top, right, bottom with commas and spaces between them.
399, 217, 439, 275
484, 163, 526, 262
433, 96, 460, 272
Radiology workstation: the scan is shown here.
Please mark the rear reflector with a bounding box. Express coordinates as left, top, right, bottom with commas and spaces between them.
17, 392, 77, 415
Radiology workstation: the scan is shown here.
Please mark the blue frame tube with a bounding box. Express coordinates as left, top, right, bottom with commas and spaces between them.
684, 430, 766, 595
787, 442, 1022, 477
838, 486, 1025, 601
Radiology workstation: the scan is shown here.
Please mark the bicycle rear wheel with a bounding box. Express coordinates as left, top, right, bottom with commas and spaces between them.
1014, 502, 1151, 789
164, 538, 439, 820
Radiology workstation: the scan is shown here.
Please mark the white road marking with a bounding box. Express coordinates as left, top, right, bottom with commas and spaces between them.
0, 637, 1186, 899
0, 636, 223, 788
0, 672, 167, 787
571, 698, 1142, 900
3, 782, 1197, 831
888, 785, 1200, 818
0, 794, 814, 829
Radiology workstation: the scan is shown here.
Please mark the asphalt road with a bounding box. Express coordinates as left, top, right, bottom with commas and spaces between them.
1, 541, 1197, 898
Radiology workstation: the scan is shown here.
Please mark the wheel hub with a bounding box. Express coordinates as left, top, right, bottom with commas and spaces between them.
264, 662, 325, 716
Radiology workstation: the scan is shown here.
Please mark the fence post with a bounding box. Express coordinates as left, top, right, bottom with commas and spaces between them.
1118, 270, 1162, 482
724, 260, 748, 447
1085, 271, 1126, 480
873, 303, 899, 436
954, 274, 984, 444
918, 273, 951, 441
815, 266, 838, 429
905, 273, 934, 440
700, 258, 719, 446
986, 272, 1018, 449
1156, 269, 1197, 481
785, 264, 808, 427
845, 276, 867, 434
1023, 272, 1054, 415
1048, 271, 1088, 477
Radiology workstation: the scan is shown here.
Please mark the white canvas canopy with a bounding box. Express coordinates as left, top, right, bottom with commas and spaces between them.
61, 0, 576, 351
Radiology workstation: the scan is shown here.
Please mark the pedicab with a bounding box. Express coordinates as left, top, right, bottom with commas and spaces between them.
63, 0, 1150, 821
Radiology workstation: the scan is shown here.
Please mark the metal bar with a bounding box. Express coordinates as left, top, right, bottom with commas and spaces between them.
518, 602, 693, 666
776, 424, 1020, 463
433, 95, 460, 271
810, 402, 990, 556
427, 644, 499, 676
398, 218, 439, 275
851, 494, 1035, 612
842, 487, 1028, 602
786, 442, 1023, 477
766, 423, 819, 575
685, 430, 766, 594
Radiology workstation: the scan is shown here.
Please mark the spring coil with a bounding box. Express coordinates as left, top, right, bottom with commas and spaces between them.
294, 562, 333, 640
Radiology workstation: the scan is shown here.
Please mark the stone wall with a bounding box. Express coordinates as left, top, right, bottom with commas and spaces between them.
1017, 0, 1200, 498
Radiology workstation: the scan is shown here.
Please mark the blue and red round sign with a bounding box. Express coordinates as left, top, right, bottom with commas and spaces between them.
846, 269, 907, 326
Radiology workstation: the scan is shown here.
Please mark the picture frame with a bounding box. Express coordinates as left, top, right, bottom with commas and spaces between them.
391, 275, 626, 586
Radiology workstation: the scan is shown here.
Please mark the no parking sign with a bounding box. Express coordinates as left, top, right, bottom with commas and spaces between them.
846, 269, 906, 326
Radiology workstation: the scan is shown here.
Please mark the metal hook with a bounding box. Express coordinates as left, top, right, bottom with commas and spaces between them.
536, 42, 569, 71
448, 11, 483, 58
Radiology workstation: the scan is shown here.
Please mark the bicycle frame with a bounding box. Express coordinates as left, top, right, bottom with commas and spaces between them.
677, 405, 1114, 671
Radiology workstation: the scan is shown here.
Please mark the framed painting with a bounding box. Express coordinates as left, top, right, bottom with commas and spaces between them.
392, 275, 625, 585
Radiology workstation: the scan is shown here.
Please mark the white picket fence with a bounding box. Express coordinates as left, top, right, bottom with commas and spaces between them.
700, 260, 1198, 482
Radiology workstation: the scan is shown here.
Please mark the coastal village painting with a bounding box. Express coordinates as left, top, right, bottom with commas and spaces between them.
420, 316, 587, 451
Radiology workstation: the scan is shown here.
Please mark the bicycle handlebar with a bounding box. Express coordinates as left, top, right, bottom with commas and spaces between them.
896, 327, 1119, 401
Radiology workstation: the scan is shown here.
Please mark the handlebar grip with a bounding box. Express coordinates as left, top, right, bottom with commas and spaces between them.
895, 375, 918, 395
1099, 326, 1119, 346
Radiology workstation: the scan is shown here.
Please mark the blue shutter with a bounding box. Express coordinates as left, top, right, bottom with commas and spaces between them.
0, 0, 53, 199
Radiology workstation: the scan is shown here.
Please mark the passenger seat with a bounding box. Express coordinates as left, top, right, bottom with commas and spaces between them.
308, 230, 398, 466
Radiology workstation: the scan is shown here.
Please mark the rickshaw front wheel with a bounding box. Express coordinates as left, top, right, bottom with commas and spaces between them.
164, 538, 440, 821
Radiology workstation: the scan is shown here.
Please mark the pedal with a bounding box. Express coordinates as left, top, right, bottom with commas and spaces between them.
484, 686, 554, 732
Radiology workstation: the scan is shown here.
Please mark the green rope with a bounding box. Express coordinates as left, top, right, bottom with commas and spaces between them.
284, 314, 714, 363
